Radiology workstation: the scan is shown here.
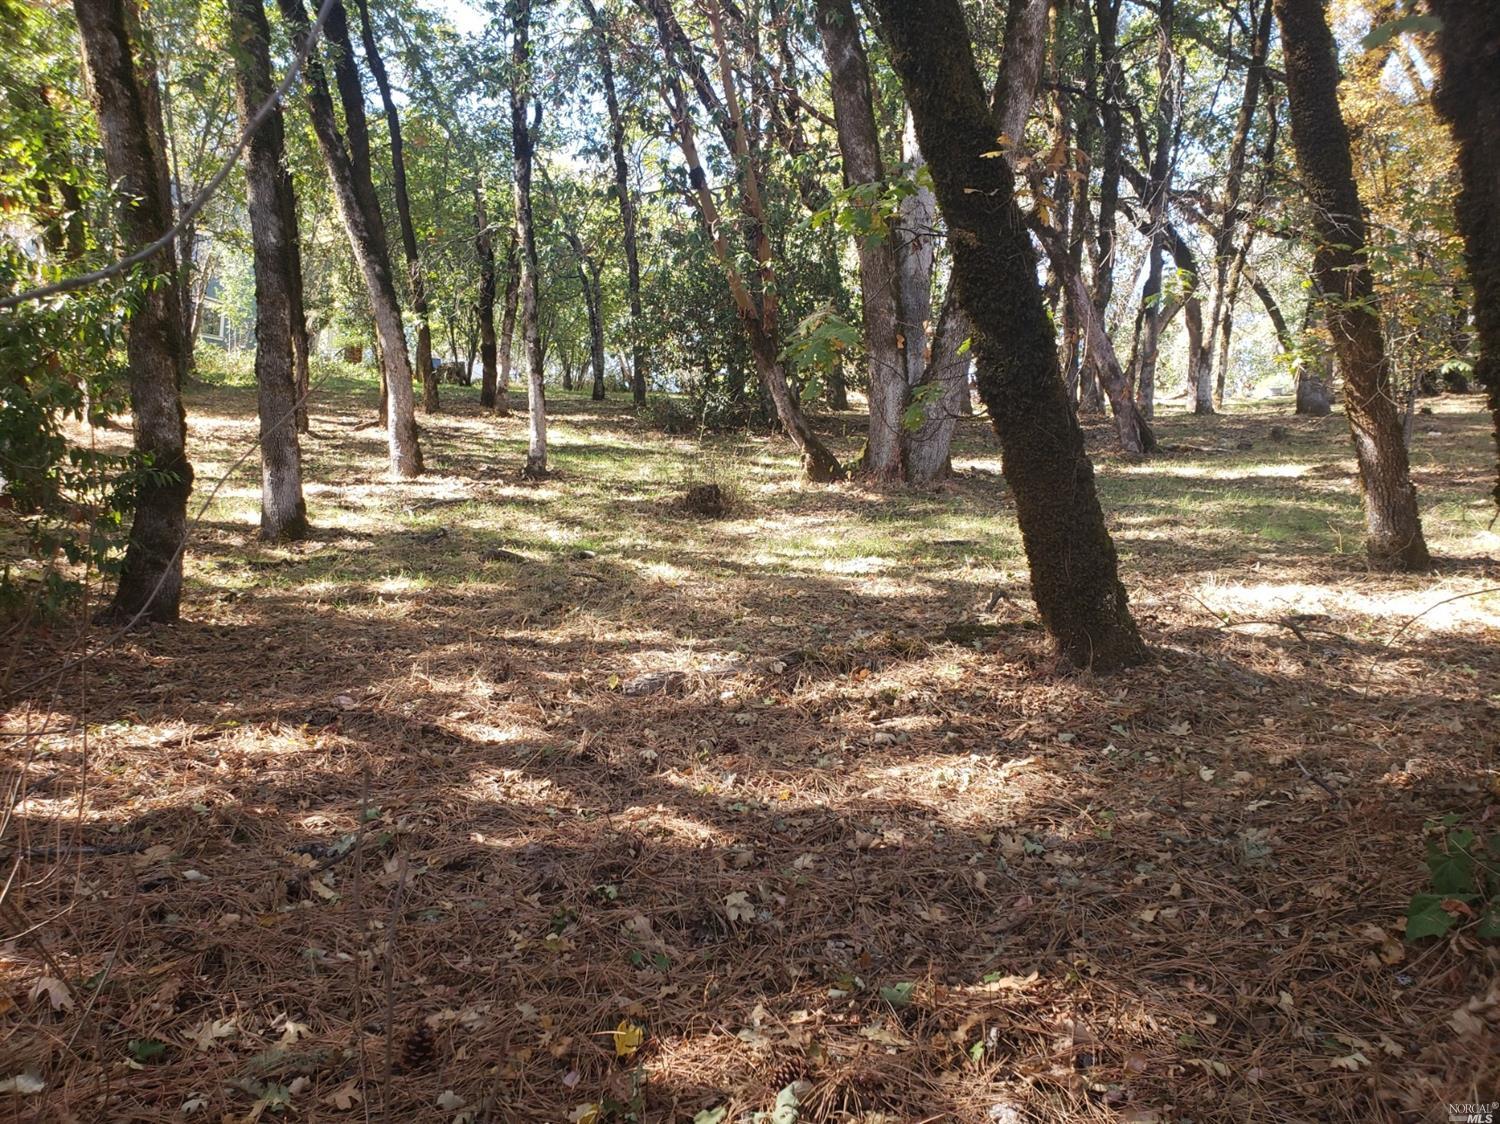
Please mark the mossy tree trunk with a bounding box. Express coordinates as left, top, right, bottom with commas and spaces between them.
1275, 0, 1429, 569
871, 0, 1148, 671
1429, 0, 1500, 507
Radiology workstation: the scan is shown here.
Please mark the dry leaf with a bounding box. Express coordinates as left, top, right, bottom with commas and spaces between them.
29, 976, 73, 1012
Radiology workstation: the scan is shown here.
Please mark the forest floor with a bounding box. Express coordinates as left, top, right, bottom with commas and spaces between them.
4, 366, 1499, 1124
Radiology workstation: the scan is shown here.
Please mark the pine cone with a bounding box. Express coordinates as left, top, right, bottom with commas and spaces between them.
764, 1055, 803, 1092
400, 1022, 435, 1071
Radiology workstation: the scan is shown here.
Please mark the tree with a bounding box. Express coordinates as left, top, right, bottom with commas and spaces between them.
814, 0, 906, 481
474, 178, 503, 409
228, 0, 308, 541
639, 0, 843, 481
1274, 0, 1429, 569
278, 0, 422, 478
868, 0, 1148, 671
581, 0, 647, 406
74, 0, 195, 622
510, 0, 548, 477
351, 0, 439, 412
1428, 0, 1500, 506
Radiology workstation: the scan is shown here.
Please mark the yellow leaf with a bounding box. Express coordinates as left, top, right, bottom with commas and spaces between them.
613, 1018, 645, 1059
569, 1103, 600, 1124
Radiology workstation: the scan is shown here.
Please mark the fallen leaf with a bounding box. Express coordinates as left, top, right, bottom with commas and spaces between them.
613, 1018, 645, 1059
187, 1017, 237, 1052
322, 1080, 363, 1110
29, 976, 73, 1012
725, 891, 754, 922
0, 1073, 44, 1095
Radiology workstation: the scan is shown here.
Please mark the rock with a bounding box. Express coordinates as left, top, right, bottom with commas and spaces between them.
573, 549, 597, 560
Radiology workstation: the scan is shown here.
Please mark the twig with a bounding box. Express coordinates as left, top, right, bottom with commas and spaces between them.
1363, 586, 1500, 691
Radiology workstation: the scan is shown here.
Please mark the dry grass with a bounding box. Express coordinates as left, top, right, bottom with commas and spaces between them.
2, 374, 1498, 1123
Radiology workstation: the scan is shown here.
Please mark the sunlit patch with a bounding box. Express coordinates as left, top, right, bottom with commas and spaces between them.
1194, 579, 1500, 631
1116, 461, 1316, 479
821, 555, 889, 575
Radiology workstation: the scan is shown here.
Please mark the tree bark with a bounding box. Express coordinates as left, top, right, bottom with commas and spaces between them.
564, 230, 607, 402
1429, 0, 1500, 505
1131, 0, 1178, 421
75, 0, 194, 623
816, 0, 907, 480
475, 180, 500, 408
228, 0, 308, 542
1275, 0, 1429, 568
582, 0, 648, 406
497, 224, 519, 417
907, 0, 1048, 482
510, 0, 547, 476
352, 0, 437, 412
278, 0, 422, 477
872, 0, 1148, 671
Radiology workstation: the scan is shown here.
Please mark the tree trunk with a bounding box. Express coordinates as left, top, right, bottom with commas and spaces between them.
1032, 214, 1155, 455
511, 0, 547, 476
278, 0, 421, 477
906, 292, 970, 484
589, 261, 606, 401
816, 0, 907, 480
75, 0, 194, 623
474, 181, 500, 408
496, 226, 518, 417
228, 0, 308, 542
1429, 0, 1500, 506
1275, 0, 1429, 568
352, 0, 437, 413
895, 111, 936, 391
582, 0, 648, 406
1277, 284, 1334, 417
562, 231, 608, 403
873, 0, 1148, 671
1133, 0, 1178, 421
906, 0, 1047, 482
1203, 0, 1273, 411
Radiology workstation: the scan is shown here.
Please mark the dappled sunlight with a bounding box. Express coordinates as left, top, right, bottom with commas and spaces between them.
8, 381, 1499, 1124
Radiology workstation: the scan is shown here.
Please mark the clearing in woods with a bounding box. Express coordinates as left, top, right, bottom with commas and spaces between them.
5, 370, 1500, 1122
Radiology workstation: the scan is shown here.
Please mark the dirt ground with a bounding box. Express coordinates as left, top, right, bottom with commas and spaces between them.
3, 374, 1498, 1123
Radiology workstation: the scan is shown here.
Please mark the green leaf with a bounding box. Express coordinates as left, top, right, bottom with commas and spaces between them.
127, 1038, 168, 1063
1405, 892, 1472, 941
879, 981, 915, 1007
1426, 833, 1477, 895
694, 1109, 728, 1124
